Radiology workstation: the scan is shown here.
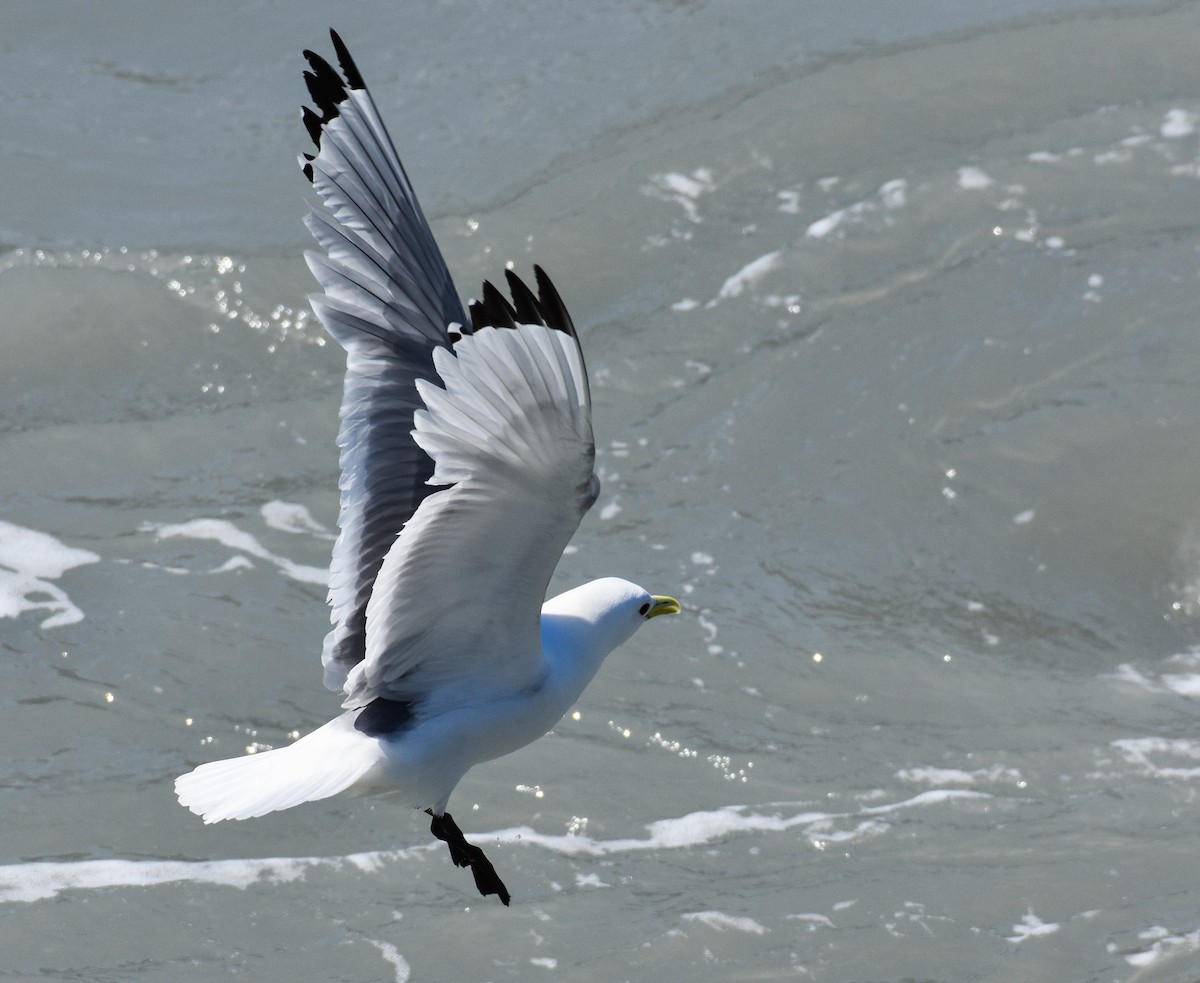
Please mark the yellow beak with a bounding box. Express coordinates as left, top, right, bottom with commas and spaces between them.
646, 595, 681, 619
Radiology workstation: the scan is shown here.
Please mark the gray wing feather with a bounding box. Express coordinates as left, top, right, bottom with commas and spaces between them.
301, 33, 465, 690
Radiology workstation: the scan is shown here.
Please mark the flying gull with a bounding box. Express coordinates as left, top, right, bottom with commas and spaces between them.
174, 30, 680, 906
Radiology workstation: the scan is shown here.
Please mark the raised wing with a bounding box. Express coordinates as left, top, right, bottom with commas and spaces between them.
301, 31, 466, 691
342, 270, 598, 707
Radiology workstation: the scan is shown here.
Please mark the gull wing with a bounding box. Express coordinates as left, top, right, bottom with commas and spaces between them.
343, 274, 598, 706
301, 32, 467, 691
301, 33, 598, 706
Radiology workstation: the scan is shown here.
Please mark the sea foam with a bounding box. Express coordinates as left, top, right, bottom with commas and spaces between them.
0, 792, 989, 904
0, 521, 99, 628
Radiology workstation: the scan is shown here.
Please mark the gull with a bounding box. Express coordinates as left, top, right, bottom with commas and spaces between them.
174, 30, 680, 906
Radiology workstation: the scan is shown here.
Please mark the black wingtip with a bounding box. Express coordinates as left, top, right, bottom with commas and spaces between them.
466, 268, 576, 336
470, 280, 518, 332
300, 31, 363, 175
505, 268, 543, 325
301, 105, 324, 145
302, 56, 344, 110
330, 29, 365, 90
533, 266, 577, 337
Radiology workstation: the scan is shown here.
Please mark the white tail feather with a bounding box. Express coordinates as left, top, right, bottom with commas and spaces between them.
175, 717, 380, 824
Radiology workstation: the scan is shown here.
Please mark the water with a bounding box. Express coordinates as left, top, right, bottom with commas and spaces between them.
4, 2, 1200, 980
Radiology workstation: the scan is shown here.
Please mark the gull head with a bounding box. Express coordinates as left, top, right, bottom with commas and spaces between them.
551, 575, 678, 626
542, 577, 680, 674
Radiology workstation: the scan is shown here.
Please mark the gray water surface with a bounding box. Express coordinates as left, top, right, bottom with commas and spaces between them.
4, 3, 1200, 981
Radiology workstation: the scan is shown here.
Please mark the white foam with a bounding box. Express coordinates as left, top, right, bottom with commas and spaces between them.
879, 178, 907, 209
897, 766, 974, 784
212, 555, 255, 574
1108, 646, 1200, 699
1161, 108, 1196, 139
1112, 737, 1200, 779
599, 500, 622, 521
0, 521, 100, 628
0, 852, 384, 904
897, 765, 1023, 786
261, 500, 335, 539
858, 789, 990, 814
1006, 909, 1059, 943
1160, 672, 1200, 697
0, 522, 99, 579
657, 171, 711, 199
366, 939, 412, 983
707, 250, 781, 305
508, 791, 988, 855
147, 518, 327, 585
805, 195, 881, 240
776, 189, 801, 214
957, 166, 995, 190
787, 912, 835, 930
1, 793, 990, 904
806, 208, 846, 239
1125, 924, 1200, 968
1108, 663, 1161, 692
682, 911, 767, 934
1162, 647, 1200, 698
645, 170, 716, 222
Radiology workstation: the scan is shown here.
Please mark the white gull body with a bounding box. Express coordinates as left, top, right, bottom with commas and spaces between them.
177, 580, 667, 823
173, 32, 678, 905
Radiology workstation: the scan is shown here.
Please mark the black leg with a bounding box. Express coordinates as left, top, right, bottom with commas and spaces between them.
426, 808, 512, 906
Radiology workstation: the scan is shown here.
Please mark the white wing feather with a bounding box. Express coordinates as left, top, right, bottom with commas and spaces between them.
340, 323, 597, 707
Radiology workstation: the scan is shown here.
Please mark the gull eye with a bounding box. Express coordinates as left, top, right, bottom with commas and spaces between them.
638, 602, 650, 616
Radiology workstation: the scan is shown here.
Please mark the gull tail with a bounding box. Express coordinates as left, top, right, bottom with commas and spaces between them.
174, 716, 379, 824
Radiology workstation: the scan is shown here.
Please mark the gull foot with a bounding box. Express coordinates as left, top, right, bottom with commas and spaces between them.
427, 808, 512, 906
